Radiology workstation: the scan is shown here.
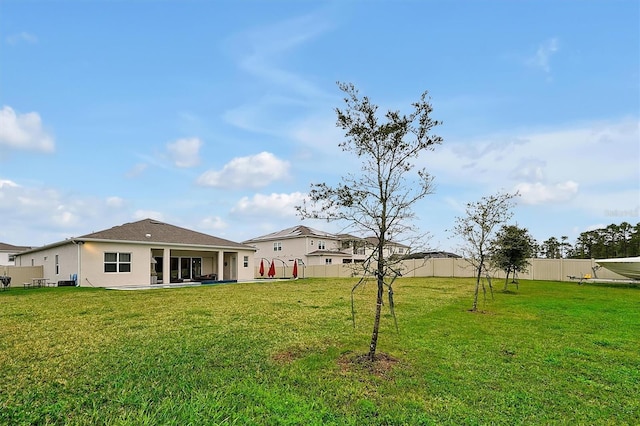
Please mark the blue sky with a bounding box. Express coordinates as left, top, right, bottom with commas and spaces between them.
1, 0, 638, 252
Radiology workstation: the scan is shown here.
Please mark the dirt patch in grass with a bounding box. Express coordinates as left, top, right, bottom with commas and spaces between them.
338, 351, 399, 378
271, 349, 308, 364
271, 345, 315, 364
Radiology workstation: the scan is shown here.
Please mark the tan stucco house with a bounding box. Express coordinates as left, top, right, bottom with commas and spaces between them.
0, 242, 31, 266
243, 225, 410, 270
14, 219, 256, 288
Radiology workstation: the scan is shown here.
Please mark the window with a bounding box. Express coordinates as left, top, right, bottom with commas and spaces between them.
243, 256, 249, 267
55, 255, 59, 275
104, 252, 131, 273
273, 242, 282, 251
318, 240, 326, 250
398, 248, 405, 254
325, 258, 332, 265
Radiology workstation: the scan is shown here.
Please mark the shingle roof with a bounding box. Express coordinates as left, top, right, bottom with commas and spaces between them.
79, 218, 252, 249
243, 225, 337, 243
0, 242, 31, 252
402, 251, 461, 259
307, 250, 351, 257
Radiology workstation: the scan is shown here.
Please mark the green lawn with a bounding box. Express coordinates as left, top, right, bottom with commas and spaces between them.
1, 278, 638, 425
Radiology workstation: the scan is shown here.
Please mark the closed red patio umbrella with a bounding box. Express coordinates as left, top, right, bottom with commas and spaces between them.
268, 260, 276, 278
259, 259, 265, 277
292, 260, 298, 278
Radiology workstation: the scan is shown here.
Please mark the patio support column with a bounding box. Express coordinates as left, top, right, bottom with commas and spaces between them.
163, 248, 170, 284
218, 251, 224, 281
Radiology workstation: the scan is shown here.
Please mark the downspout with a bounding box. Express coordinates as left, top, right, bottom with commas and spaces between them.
72, 240, 83, 287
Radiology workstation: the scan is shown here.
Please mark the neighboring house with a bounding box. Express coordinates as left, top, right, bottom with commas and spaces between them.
0, 242, 31, 266
363, 237, 411, 258
243, 225, 410, 268
14, 219, 256, 288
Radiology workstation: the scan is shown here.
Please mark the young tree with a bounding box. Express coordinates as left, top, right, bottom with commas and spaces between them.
490, 224, 535, 290
451, 191, 518, 311
297, 82, 442, 361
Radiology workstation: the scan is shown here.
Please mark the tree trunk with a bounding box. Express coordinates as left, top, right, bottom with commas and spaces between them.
472, 262, 482, 311
368, 273, 384, 361
503, 269, 510, 291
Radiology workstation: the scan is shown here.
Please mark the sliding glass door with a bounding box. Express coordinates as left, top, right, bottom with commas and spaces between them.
171, 257, 202, 281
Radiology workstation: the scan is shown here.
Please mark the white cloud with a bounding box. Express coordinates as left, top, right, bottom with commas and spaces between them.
0, 180, 125, 243
0, 106, 55, 152
167, 137, 202, 168
199, 216, 228, 231
222, 11, 336, 137
5, 31, 38, 45
197, 151, 290, 189
0, 179, 19, 189
106, 196, 125, 208
52, 209, 79, 227
509, 158, 546, 182
230, 13, 333, 100
515, 180, 579, 204
526, 37, 559, 73
426, 117, 639, 194
231, 192, 307, 218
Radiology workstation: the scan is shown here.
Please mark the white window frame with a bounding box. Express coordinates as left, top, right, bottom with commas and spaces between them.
104, 252, 132, 273
318, 240, 326, 250
273, 242, 282, 251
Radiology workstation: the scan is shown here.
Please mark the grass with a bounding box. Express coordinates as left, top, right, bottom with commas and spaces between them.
1, 277, 638, 425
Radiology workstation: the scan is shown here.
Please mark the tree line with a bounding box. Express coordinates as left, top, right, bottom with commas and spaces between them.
538, 222, 640, 259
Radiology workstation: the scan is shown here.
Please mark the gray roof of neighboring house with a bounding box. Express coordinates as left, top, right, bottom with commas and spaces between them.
79, 219, 253, 249
402, 251, 461, 259
307, 249, 352, 257
0, 242, 31, 252
243, 225, 338, 243
244, 226, 409, 248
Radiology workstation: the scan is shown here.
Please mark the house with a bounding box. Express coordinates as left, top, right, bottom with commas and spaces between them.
0, 242, 31, 266
14, 219, 256, 288
242, 225, 410, 269
363, 237, 411, 258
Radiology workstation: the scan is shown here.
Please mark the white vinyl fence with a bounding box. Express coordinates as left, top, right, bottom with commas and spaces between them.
256, 258, 631, 282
